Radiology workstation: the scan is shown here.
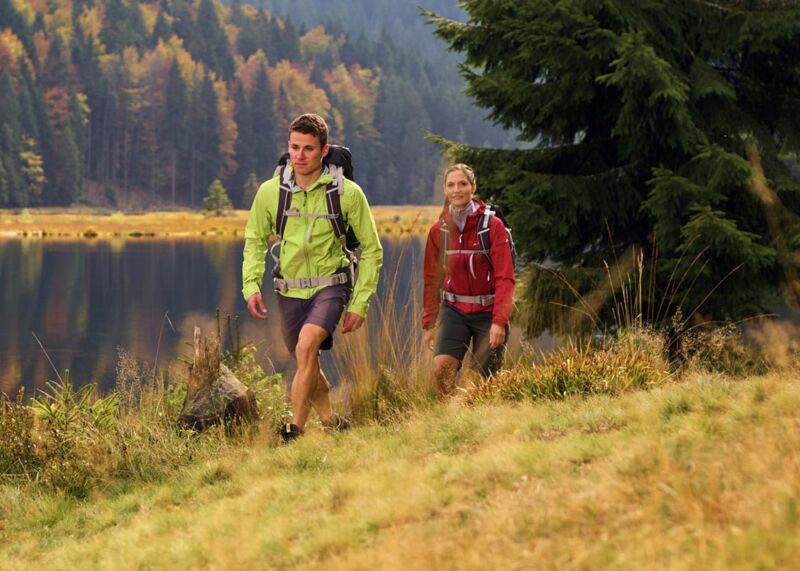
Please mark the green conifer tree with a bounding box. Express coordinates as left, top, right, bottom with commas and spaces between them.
250, 63, 278, 180
243, 172, 259, 208
203, 178, 232, 216
426, 1, 800, 330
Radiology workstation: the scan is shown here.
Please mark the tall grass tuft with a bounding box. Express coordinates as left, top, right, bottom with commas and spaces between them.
467, 330, 671, 404
334, 239, 436, 424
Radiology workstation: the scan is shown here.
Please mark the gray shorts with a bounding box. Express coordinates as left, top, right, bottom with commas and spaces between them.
434, 302, 508, 377
277, 285, 350, 354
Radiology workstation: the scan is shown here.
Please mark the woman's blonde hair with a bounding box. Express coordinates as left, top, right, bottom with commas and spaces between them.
444, 163, 476, 186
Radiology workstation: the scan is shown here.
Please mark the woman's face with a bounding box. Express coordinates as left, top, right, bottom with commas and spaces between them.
444, 169, 476, 209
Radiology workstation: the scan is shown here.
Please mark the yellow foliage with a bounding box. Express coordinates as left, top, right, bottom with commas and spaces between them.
271, 60, 331, 123
299, 26, 334, 61
0, 30, 26, 74
166, 36, 203, 86
140, 3, 161, 35
325, 64, 380, 125
10, 0, 35, 25
78, 6, 104, 46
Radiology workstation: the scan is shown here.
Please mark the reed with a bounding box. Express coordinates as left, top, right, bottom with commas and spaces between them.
333, 239, 437, 424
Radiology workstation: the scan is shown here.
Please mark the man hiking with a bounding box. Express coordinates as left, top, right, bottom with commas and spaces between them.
242, 113, 383, 443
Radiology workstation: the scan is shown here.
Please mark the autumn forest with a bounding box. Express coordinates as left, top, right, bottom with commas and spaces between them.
0, 0, 512, 210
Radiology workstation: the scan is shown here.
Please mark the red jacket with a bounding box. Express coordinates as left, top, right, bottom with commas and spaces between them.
422, 199, 515, 329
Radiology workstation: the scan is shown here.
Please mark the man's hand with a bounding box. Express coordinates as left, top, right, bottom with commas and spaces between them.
489, 323, 506, 349
341, 311, 364, 333
247, 292, 268, 320
423, 327, 436, 351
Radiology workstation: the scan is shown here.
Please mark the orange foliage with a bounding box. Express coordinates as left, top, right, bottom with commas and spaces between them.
34, 30, 50, 69
140, 3, 161, 35
236, 50, 269, 97
270, 60, 331, 126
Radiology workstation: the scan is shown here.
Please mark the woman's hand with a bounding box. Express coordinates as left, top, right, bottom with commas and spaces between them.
423, 327, 436, 351
489, 323, 506, 349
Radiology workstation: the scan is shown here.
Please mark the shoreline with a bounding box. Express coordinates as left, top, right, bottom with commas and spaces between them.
0, 205, 441, 239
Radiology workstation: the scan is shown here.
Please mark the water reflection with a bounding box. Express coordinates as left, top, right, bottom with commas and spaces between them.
0, 237, 423, 396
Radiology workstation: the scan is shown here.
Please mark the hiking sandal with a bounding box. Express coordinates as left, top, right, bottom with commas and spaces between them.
278, 422, 304, 444
322, 413, 351, 432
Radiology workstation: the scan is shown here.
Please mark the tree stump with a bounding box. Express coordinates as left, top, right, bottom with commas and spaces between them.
178, 327, 258, 430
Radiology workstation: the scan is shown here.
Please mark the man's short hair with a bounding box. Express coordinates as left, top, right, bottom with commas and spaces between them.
289, 113, 328, 148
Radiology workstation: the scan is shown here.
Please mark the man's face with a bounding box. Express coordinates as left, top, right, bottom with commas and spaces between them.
288, 131, 328, 178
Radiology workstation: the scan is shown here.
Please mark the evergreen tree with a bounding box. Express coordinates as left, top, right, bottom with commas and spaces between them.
203, 178, 232, 215
196, 0, 235, 79
150, 7, 172, 47
42, 33, 70, 89
232, 81, 254, 204
243, 172, 259, 208
0, 0, 38, 67
101, 0, 147, 53
427, 1, 800, 329
0, 157, 8, 207
191, 73, 222, 206
162, 61, 190, 205
250, 63, 278, 180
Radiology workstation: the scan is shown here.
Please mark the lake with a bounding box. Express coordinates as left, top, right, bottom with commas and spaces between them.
0, 237, 426, 396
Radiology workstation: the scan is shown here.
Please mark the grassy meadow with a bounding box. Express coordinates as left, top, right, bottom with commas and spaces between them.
0, 205, 441, 239
2, 320, 800, 569
2, 371, 800, 569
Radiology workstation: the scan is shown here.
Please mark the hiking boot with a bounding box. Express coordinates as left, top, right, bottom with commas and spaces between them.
322, 413, 351, 432
278, 422, 303, 444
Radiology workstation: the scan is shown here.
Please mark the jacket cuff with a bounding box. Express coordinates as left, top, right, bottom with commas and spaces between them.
242, 283, 262, 302
348, 300, 368, 318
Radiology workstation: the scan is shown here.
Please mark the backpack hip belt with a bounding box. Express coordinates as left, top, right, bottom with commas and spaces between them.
441, 290, 495, 306
273, 271, 350, 293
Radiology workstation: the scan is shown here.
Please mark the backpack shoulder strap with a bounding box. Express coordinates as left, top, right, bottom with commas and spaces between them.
325, 164, 347, 241
275, 164, 293, 239
477, 209, 495, 265
439, 218, 450, 272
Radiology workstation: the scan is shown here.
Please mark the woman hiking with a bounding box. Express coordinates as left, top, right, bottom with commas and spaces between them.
422, 164, 515, 398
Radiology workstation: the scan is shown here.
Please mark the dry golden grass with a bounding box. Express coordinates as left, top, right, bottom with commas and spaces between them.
0, 206, 441, 239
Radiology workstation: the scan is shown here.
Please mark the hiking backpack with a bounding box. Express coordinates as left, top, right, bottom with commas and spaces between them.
440, 202, 518, 273
269, 145, 361, 291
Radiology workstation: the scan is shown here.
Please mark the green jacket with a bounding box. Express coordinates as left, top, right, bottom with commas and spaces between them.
242, 167, 383, 318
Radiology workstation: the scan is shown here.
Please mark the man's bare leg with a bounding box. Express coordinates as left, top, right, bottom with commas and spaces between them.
291, 323, 330, 428
433, 354, 460, 399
